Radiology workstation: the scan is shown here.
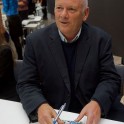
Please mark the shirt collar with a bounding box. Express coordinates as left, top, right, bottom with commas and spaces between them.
58, 27, 82, 43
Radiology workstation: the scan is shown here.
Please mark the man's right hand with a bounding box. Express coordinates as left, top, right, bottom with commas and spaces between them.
37, 103, 64, 124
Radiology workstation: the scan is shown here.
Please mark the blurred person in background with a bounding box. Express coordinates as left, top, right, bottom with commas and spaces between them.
28, 0, 36, 15
39, 0, 55, 23
0, 8, 20, 101
47, 0, 55, 23
18, 0, 29, 21
38, 0, 47, 19
2, 0, 23, 59
18, 0, 29, 40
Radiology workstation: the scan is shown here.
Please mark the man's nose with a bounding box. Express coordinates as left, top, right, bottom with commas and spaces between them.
60, 9, 68, 18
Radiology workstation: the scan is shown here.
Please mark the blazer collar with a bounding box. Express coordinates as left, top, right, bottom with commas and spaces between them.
74, 24, 91, 89
47, 23, 91, 92
47, 23, 71, 93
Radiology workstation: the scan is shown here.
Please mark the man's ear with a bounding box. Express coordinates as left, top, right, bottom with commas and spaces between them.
83, 7, 89, 21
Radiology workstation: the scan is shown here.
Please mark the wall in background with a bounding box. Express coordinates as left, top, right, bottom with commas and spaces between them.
87, 0, 124, 62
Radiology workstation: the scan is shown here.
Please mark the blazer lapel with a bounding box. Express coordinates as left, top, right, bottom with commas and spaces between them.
75, 26, 91, 89
47, 24, 71, 93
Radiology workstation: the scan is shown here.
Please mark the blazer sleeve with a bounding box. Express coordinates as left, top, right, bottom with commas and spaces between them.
17, 35, 47, 116
91, 36, 121, 116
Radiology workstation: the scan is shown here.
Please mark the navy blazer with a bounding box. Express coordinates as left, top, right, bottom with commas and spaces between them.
17, 23, 120, 117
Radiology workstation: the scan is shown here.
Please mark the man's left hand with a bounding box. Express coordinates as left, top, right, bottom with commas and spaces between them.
75, 100, 101, 124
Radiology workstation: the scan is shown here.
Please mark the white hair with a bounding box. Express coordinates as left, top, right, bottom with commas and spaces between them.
81, 0, 88, 9
80, 0, 89, 15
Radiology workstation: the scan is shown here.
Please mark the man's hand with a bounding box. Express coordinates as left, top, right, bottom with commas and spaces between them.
37, 103, 64, 124
75, 100, 101, 124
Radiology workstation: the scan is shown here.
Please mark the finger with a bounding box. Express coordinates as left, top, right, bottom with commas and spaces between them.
48, 117, 54, 124
75, 110, 85, 122
92, 115, 100, 124
51, 110, 60, 124
57, 118, 64, 124
86, 112, 94, 124
52, 109, 58, 119
38, 117, 48, 124
38, 114, 53, 124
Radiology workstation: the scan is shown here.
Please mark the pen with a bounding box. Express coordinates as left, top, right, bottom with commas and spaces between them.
54, 103, 66, 124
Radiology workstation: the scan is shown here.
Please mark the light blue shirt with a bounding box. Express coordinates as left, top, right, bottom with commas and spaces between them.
58, 28, 82, 43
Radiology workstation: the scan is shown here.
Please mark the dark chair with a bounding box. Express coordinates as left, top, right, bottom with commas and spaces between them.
107, 65, 124, 122
14, 60, 23, 82
115, 65, 124, 95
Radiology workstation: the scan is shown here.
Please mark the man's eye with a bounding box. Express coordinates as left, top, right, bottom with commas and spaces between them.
56, 7, 63, 10
68, 8, 76, 12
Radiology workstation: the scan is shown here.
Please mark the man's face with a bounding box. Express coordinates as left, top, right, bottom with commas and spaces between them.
55, 0, 88, 40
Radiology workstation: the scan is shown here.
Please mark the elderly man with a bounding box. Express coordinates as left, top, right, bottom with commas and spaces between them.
17, 0, 120, 124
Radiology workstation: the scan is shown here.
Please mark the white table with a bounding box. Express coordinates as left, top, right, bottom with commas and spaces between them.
0, 99, 29, 124
0, 99, 123, 124
22, 16, 43, 34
